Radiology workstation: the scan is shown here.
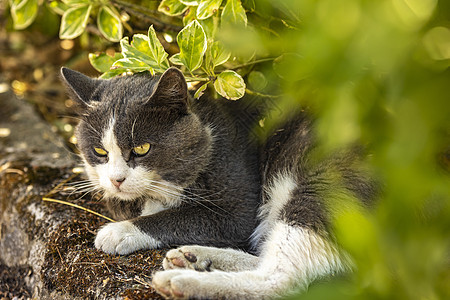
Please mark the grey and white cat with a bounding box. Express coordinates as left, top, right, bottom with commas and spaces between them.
61, 67, 376, 299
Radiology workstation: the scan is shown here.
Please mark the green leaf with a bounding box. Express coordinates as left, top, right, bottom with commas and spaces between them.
99, 69, 124, 79
210, 41, 231, 67
273, 53, 308, 81
204, 40, 231, 75
97, 6, 123, 42
11, 0, 39, 30
199, 17, 217, 39
242, 0, 255, 12
147, 25, 170, 69
183, 6, 217, 38
214, 70, 246, 100
112, 58, 154, 74
120, 35, 162, 71
169, 53, 183, 65
197, 0, 223, 20
183, 6, 197, 26
59, 4, 92, 39
222, 0, 247, 27
248, 71, 267, 91
48, 1, 69, 15
89, 52, 123, 73
62, 0, 91, 5
158, 0, 188, 16
194, 82, 209, 99
177, 20, 207, 72
180, 0, 199, 5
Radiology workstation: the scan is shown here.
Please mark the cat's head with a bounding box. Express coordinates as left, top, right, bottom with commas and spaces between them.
61, 67, 212, 204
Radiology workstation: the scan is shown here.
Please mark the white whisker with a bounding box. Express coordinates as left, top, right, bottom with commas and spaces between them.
140, 180, 231, 217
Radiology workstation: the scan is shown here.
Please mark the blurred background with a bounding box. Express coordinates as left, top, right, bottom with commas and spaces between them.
1, 0, 449, 299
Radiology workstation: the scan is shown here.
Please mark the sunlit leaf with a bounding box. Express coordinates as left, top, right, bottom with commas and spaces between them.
169, 53, 183, 65
183, 6, 197, 26
59, 4, 92, 39
221, 0, 247, 27
210, 41, 231, 67
158, 0, 188, 16
147, 25, 170, 69
199, 16, 217, 39
112, 58, 154, 74
205, 40, 231, 74
180, 0, 199, 5
11, 0, 39, 30
197, 0, 223, 20
177, 20, 207, 72
194, 82, 209, 99
97, 6, 123, 42
62, 0, 91, 5
48, 1, 69, 15
120, 35, 161, 71
89, 52, 123, 73
99, 69, 124, 79
214, 70, 245, 100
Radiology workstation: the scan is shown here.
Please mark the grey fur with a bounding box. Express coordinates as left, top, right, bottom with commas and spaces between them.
61, 67, 377, 298
61, 67, 260, 249
259, 115, 376, 235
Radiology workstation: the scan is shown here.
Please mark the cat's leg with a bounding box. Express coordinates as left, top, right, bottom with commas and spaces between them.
95, 203, 256, 255
152, 221, 348, 299
95, 200, 165, 255
95, 220, 161, 255
163, 245, 259, 272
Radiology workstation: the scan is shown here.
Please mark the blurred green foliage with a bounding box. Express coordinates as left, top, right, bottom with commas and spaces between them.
255, 1, 450, 299
7, 0, 450, 299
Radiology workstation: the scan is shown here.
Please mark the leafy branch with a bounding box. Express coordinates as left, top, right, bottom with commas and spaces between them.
10, 0, 272, 100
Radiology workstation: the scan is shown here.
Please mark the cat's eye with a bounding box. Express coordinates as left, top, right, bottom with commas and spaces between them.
93, 147, 108, 157
133, 143, 151, 156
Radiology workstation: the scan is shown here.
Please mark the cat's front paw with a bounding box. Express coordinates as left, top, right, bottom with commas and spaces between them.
163, 246, 213, 271
152, 270, 202, 300
95, 221, 160, 255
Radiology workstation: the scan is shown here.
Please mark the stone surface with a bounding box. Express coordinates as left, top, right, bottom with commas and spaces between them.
0, 83, 165, 299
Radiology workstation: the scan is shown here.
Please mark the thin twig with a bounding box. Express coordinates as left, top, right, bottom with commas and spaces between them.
56, 246, 64, 264
245, 88, 282, 99
230, 57, 276, 70
42, 197, 116, 223
134, 276, 152, 287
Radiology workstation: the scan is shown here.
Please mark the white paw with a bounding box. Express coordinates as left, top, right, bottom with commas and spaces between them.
163, 246, 212, 271
153, 269, 270, 299
152, 269, 202, 299
94, 221, 160, 255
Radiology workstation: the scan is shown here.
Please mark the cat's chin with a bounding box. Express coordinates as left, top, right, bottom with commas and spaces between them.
105, 191, 141, 201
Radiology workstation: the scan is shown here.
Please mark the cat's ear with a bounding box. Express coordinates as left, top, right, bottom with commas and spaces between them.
60, 67, 101, 108
148, 67, 188, 113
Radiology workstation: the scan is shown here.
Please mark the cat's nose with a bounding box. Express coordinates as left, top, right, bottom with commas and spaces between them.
110, 177, 125, 188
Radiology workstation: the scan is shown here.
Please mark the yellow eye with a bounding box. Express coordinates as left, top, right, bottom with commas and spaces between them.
94, 147, 108, 157
133, 143, 151, 156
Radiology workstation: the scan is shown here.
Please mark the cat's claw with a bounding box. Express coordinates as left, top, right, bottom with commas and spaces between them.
163, 246, 213, 271
95, 221, 160, 255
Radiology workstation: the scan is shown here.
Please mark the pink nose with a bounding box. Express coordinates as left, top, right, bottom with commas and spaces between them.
110, 178, 125, 188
